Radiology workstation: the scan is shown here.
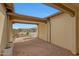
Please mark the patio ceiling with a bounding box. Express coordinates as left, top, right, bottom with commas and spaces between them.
4, 3, 75, 23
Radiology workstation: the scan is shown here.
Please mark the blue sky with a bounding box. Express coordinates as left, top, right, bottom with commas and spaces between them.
13, 3, 60, 29
14, 3, 60, 18
13, 23, 37, 29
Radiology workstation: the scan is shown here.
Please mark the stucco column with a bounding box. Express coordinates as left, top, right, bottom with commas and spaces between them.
76, 8, 79, 54
47, 18, 51, 43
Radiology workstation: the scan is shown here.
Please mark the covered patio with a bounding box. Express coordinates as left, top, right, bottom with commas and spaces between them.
0, 3, 79, 56
13, 39, 74, 56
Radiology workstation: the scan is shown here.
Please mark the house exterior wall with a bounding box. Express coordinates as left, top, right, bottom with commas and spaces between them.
50, 13, 76, 54
38, 23, 48, 42
0, 9, 5, 55
0, 4, 9, 55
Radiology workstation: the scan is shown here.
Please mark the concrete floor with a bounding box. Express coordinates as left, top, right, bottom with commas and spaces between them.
13, 39, 74, 56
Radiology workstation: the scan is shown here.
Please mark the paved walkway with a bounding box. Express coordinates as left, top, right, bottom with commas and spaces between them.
13, 39, 74, 56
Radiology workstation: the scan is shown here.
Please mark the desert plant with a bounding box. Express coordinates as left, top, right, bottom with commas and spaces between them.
26, 32, 29, 36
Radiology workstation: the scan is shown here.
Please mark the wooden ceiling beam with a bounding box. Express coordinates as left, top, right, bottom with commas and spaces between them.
7, 12, 47, 23
11, 19, 39, 25
45, 3, 75, 16
4, 3, 14, 12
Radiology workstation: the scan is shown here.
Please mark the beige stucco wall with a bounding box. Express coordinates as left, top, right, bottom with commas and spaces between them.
0, 4, 4, 14
1, 14, 8, 50
38, 23, 48, 41
50, 13, 76, 54
0, 11, 5, 53
0, 4, 8, 55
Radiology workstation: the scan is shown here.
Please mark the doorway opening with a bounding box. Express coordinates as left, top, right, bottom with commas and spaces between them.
12, 23, 38, 43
